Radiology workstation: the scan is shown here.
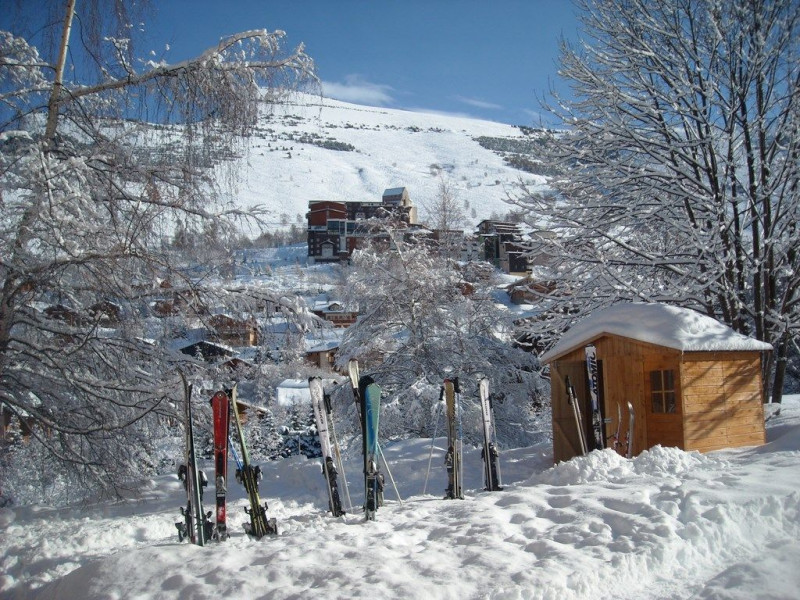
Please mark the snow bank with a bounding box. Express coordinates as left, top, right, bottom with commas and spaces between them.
1, 398, 799, 600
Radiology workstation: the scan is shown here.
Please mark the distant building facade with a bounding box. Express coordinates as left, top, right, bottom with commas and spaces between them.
307, 187, 417, 262
477, 220, 531, 274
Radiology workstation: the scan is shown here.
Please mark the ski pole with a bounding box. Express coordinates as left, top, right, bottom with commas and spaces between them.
422, 400, 442, 495
377, 444, 403, 505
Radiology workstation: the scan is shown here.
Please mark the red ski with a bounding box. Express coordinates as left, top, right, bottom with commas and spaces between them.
211, 390, 231, 541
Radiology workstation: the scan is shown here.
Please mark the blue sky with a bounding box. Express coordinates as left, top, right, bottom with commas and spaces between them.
148, 1, 581, 126
5, 1, 581, 126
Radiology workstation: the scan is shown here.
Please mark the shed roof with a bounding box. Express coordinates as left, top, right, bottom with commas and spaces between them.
541, 303, 772, 363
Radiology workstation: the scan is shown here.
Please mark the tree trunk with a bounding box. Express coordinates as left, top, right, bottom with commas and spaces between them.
44, 0, 76, 143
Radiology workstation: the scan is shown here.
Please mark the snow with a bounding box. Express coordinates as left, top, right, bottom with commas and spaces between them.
1, 397, 798, 600
541, 302, 773, 363
217, 94, 549, 229
275, 379, 312, 407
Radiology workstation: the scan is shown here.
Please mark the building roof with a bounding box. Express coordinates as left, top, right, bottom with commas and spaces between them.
382, 187, 406, 196
541, 303, 772, 363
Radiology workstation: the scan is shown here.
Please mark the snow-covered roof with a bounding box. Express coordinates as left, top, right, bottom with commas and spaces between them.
541, 303, 772, 363
276, 379, 312, 406
383, 187, 406, 196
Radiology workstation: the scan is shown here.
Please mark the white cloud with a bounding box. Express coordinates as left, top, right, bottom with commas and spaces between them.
322, 75, 395, 106
453, 95, 504, 110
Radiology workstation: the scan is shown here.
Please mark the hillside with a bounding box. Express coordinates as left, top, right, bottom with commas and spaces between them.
216, 94, 551, 228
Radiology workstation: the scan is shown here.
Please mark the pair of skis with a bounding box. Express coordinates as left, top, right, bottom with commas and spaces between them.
348, 359, 383, 520
308, 377, 350, 517
607, 400, 635, 459
229, 386, 278, 538
478, 378, 503, 492
422, 376, 503, 498
566, 344, 635, 459
176, 372, 213, 546
176, 379, 276, 545
347, 360, 404, 521
443, 379, 464, 499
444, 377, 503, 497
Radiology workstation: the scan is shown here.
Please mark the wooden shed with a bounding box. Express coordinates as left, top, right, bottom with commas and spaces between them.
541, 303, 772, 463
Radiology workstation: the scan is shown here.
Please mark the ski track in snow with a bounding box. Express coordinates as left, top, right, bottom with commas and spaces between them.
1, 399, 799, 600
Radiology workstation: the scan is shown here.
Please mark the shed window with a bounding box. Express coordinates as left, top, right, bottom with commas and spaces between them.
650, 369, 676, 413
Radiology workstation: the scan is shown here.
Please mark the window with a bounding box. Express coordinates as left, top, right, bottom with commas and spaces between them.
650, 369, 677, 413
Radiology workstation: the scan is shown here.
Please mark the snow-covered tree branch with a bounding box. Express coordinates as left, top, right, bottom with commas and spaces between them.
513, 0, 799, 402
0, 0, 317, 500
336, 235, 547, 446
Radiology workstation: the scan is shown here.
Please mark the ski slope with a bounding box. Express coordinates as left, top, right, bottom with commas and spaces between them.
1, 397, 798, 600
212, 94, 549, 228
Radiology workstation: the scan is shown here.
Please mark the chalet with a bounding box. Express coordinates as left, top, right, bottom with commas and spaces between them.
207, 313, 259, 346
477, 220, 530, 275
305, 339, 339, 371
178, 340, 237, 363
43, 304, 82, 326
542, 303, 772, 463
307, 187, 417, 262
311, 301, 358, 328
1, 404, 34, 442
506, 275, 559, 305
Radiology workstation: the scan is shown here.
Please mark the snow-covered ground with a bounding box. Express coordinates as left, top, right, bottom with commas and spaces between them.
1, 398, 798, 600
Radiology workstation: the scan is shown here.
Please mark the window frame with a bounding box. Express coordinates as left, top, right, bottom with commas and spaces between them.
649, 368, 678, 414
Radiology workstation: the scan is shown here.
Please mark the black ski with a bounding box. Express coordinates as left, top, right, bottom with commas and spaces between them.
230, 385, 277, 538
175, 372, 212, 545
584, 344, 605, 450
478, 378, 503, 491
309, 377, 345, 517
443, 378, 463, 500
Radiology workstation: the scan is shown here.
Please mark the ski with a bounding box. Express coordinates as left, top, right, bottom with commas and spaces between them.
478, 378, 503, 491
359, 375, 382, 520
175, 372, 212, 546
348, 359, 366, 511
324, 389, 352, 512
308, 377, 345, 517
626, 401, 635, 459
609, 401, 623, 455
211, 390, 230, 540
565, 375, 588, 456
584, 344, 605, 450
443, 378, 463, 499
230, 385, 278, 538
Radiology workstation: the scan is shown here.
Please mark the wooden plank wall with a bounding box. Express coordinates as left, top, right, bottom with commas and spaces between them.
551, 361, 591, 463
597, 336, 654, 456
549, 338, 766, 461
682, 352, 765, 452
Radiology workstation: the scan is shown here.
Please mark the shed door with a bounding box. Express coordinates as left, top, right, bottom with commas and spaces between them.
643, 357, 683, 449
552, 361, 595, 461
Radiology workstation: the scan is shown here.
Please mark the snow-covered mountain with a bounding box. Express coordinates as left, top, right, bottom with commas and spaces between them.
215, 94, 550, 228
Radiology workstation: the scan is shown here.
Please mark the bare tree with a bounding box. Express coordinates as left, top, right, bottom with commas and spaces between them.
0, 1, 316, 501
421, 173, 468, 233
419, 173, 468, 258
514, 0, 800, 402
336, 236, 546, 445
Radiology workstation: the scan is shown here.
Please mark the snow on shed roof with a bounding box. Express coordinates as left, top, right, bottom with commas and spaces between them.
541, 303, 772, 363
